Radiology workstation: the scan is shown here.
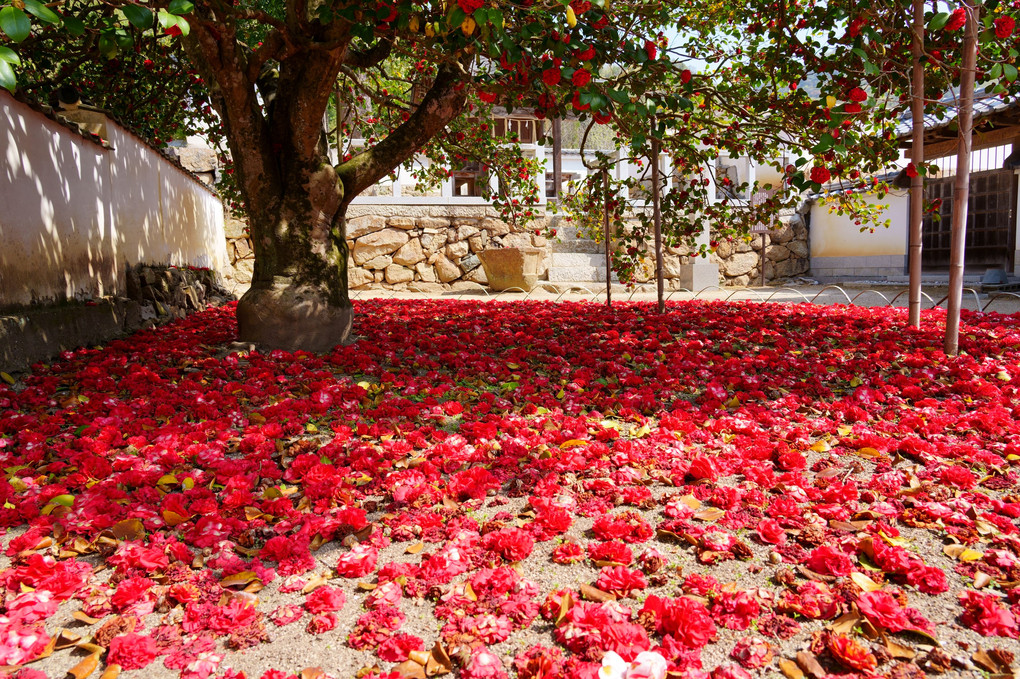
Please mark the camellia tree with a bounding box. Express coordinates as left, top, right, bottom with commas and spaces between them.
1, 0, 692, 352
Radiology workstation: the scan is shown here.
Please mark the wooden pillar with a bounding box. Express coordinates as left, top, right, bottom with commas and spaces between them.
945, 1, 978, 355
552, 118, 563, 202
603, 170, 612, 307
651, 120, 665, 312
908, 0, 925, 328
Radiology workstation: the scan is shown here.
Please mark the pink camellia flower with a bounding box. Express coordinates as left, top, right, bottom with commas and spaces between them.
755, 519, 786, 545
463, 647, 510, 679
482, 527, 535, 562
107, 633, 158, 670
0, 617, 50, 665
305, 585, 345, 614
628, 651, 668, 679
857, 591, 910, 632
711, 663, 752, 679
335, 543, 378, 578
552, 541, 585, 564
688, 456, 719, 482
805, 545, 854, 577
731, 637, 773, 669
596, 566, 648, 598
959, 591, 1019, 638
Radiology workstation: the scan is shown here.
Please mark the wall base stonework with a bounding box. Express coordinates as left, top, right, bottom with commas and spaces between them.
345, 205, 550, 290
1, 264, 232, 373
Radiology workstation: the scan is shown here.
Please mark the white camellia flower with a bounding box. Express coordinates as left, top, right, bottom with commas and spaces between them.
599, 651, 629, 679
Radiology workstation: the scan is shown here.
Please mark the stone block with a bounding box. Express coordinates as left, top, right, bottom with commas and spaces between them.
418, 217, 451, 229
446, 241, 470, 260
385, 265, 414, 284
787, 240, 808, 258
347, 215, 388, 239
482, 218, 510, 236
478, 247, 545, 291
435, 255, 462, 283
393, 238, 426, 266
501, 232, 533, 250
461, 254, 480, 272
224, 218, 248, 239
468, 233, 488, 253
352, 229, 409, 265
387, 217, 416, 230
467, 266, 488, 284
362, 255, 393, 270
420, 231, 449, 253
766, 244, 791, 261
722, 252, 757, 277
455, 225, 481, 241
414, 262, 438, 283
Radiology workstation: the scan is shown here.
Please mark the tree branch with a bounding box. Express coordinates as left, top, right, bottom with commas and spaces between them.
336, 62, 469, 201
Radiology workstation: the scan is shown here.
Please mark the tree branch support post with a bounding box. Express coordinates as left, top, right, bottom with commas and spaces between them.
603, 169, 612, 308
908, 0, 925, 328
945, 0, 978, 355
552, 118, 562, 203
651, 119, 665, 312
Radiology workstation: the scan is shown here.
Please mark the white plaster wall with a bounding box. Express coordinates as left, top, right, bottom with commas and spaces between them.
810, 190, 909, 258
0, 91, 117, 307
0, 91, 226, 309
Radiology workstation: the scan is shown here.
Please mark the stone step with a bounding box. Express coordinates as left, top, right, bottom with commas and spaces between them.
551, 252, 605, 268
547, 265, 618, 282
552, 239, 603, 254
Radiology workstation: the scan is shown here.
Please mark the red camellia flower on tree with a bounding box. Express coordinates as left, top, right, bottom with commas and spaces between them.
572, 68, 592, 87
946, 7, 967, 30
644, 39, 657, 60
995, 15, 1015, 38
848, 87, 868, 102
457, 0, 485, 14
810, 166, 831, 184
542, 68, 561, 87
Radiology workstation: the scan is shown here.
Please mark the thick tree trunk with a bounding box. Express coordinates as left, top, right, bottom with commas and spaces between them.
236, 157, 352, 352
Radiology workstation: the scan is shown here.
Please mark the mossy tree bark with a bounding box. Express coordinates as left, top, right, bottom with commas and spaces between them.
182, 15, 467, 352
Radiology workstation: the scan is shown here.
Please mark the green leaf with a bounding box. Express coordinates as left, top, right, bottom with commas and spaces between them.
929, 11, 951, 30
0, 7, 31, 43
1005, 64, 1018, 82
811, 133, 835, 154
607, 89, 630, 104
23, 0, 60, 25
473, 7, 488, 25
0, 45, 21, 65
175, 15, 189, 36
489, 8, 503, 30
99, 32, 119, 58
989, 62, 1004, 80
63, 15, 84, 35
168, 0, 194, 15
121, 4, 153, 29
0, 58, 15, 92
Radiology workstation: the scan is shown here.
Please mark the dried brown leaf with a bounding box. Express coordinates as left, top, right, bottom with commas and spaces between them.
828, 612, 862, 636
778, 658, 805, 679
406, 542, 425, 554
579, 584, 616, 603
110, 519, 144, 541
300, 668, 327, 679
99, 664, 121, 679
886, 639, 917, 660
693, 508, 725, 522
66, 651, 101, 679
221, 571, 260, 588
393, 660, 426, 679
72, 611, 102, 625
301, 573, 329, 594
796, 651, 826, 679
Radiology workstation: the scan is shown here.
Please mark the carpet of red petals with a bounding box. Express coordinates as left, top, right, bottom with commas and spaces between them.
2, 299, 1020, 679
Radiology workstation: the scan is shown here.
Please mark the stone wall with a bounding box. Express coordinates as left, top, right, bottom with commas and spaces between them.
345, 204, 551, 291
222, 213, 255, 296
219, 202, 811, 294
709, 208, 811, 286
2, 264, 231, 373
